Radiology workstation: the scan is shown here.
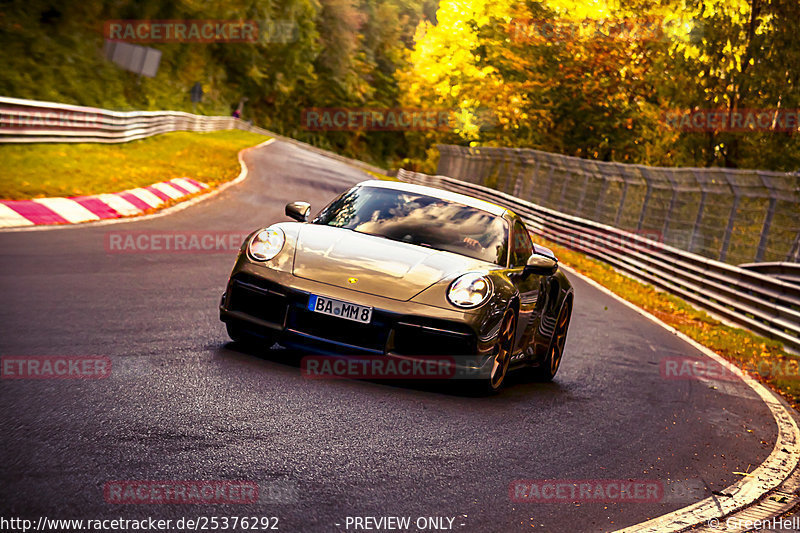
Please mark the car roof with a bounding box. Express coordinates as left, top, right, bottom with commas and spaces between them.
355, 180, 509, 217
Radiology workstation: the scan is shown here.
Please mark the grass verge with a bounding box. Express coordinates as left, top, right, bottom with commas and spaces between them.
0, 130, 271, 200
538, 236, 800, 407
362, 168, 397, 181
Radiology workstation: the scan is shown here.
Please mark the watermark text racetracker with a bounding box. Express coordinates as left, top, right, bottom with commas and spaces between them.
510, 479, 664, 503
663, 108, 800, 132
104, 480, 258, 504
660, 356, 800, 381
104, 19, 298, 44
302, 108, 454, 131
105, 230, 250, 254
0, 109, 101, 129
302, 355, 458, 380
1, 356, 111, 379
556, 228, 665, 253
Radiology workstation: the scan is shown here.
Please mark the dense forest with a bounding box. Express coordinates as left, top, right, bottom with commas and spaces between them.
1, 0, 798, 172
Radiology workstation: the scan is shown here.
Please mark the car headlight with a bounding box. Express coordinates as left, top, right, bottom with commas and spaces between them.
447, 272, 492, 308
247, 227, 284, 261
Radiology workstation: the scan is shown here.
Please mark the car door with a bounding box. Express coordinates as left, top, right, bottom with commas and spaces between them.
507, 219, 542, 360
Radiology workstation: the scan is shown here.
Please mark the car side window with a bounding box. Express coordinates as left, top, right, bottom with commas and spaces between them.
510, 220, 533, 268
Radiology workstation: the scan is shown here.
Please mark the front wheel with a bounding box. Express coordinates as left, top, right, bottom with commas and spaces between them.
530, 300, 571, 382
481, 310, 517, 394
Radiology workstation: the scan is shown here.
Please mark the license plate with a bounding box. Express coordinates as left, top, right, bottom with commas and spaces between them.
307, 295, 373, 324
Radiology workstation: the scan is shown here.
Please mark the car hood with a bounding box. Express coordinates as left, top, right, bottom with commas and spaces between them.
292, 224, 491, 301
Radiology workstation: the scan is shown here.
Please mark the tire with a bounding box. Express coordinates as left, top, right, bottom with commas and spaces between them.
481, 310, 517, 394
226, 322, 276, 348
530, 299, 571, 382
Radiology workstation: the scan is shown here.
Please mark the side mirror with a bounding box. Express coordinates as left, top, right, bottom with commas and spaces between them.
285, 201, 311, 222
524, 252, 558, 276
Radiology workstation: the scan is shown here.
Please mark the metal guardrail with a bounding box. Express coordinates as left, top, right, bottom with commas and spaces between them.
0, 96, 389, 176
436, 144, 800, 265
0, 96, 240, 143
740, 262, 800, 286
397, 169, 800, 353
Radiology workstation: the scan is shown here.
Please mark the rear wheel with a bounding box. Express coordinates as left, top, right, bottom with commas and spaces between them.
530, 300, 571, 382
482, 310, 517, 393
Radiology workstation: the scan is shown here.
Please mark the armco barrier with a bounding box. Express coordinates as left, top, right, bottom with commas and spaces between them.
0, 96, 389, 177
0, 96, 239, 143
397, 169, 800, 353
436, 144, 800, 265
739, 262, 800, 286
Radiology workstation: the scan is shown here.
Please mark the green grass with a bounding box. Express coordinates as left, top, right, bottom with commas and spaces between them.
537, 236, 800, 407
0, 130, 271, 200
361, 168, 398, 181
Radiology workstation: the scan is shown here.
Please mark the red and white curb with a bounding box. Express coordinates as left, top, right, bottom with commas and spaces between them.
0, 178, 209, 228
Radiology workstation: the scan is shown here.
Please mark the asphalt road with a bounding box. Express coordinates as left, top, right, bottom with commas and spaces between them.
0, 140, 779, 532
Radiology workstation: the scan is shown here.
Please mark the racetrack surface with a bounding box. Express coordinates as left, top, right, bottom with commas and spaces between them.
0, 141, 779, 532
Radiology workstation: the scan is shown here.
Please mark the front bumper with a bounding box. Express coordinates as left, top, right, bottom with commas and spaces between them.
219, 265, 501, 378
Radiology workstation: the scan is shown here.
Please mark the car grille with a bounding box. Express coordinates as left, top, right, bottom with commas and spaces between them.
393, 318, 476, 356
289, 308, 390, 353
228, 274, 288, 325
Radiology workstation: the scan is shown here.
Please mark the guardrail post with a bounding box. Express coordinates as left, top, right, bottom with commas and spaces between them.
463, 147, 474, 181
461, 147, 471, 181
526, 157, 541, 201
576, 167, 591, 214
445, 147, 458, 178
636, 169, 654, 232
435, 144, 450, 176
512, 150, 526, 197
477, 149, 489, 184
593, 170, 610, 222
661, 169, 680, 241
614, 165, 629, 227
688, 170, 708, 255
471, 147, 483, 183
755, 197, 777, 262
499, 150, 514, 193
541, 158, 555, 208
755, 171, 778, 263
458, 146, 470, 179
557, 164, 571, 212
448, 145, 460, 178
479, 149, 490, 185
789, 232, 800, 262
494, 149, 506, 189
719, 171, 741, 263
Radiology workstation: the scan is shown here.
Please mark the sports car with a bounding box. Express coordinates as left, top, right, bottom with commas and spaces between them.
219, 180, 573, 391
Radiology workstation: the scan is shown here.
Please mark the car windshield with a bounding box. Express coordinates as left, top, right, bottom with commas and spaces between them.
313, 186, 508, 265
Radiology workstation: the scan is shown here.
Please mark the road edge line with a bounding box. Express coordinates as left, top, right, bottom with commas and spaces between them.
558, 264, 800, 532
